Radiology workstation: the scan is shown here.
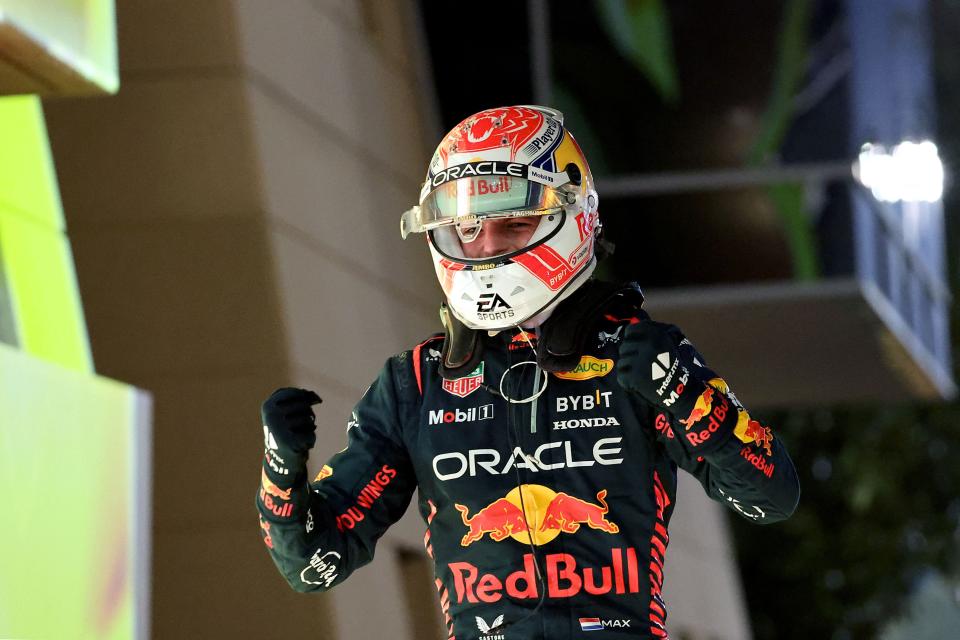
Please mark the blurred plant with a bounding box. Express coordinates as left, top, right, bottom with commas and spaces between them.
594, 0, 679, 104
748, 0, 819, 281
592, 0, 819, 281
729, 404, 960, 639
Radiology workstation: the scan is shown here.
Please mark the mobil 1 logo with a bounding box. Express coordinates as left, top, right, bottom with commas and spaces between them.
429, 403, 494, 425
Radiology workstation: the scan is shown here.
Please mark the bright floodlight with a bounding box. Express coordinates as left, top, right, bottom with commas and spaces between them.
856, 140, 944, 203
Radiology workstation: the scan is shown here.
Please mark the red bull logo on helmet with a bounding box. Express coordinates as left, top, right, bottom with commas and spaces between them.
451, 107, 544, 156
454, 484, 618, 547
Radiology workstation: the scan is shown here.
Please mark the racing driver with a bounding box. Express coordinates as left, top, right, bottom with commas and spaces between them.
256, 105, 800, 639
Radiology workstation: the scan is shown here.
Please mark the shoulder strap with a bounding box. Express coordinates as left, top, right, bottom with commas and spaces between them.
438, 303, 484, 381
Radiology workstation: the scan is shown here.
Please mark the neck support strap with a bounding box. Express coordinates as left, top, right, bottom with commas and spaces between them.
438, 280, 646, 380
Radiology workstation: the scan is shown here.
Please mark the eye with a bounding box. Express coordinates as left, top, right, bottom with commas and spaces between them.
508, 219, 537, 230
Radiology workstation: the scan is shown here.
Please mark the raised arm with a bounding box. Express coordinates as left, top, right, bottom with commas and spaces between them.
617, 320, 800, 523
256, 358, 417, 592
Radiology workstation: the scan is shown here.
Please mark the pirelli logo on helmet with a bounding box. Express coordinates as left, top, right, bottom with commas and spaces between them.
430, 161, 526, 190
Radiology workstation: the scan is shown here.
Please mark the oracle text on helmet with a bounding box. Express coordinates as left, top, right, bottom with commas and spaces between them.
430, 161, 526, 190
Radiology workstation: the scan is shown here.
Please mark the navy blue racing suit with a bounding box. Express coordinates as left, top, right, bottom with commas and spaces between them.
256, 281, 799, 639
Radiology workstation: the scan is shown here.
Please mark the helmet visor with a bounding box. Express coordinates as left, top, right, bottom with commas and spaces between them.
401, 176, 567, 239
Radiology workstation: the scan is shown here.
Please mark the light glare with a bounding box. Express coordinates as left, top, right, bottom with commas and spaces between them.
856, 140, 944, 203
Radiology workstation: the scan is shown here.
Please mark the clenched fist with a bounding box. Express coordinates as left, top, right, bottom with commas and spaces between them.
616, 320, 692, 402
617, 321, 736, 451
261, 387, 323, 478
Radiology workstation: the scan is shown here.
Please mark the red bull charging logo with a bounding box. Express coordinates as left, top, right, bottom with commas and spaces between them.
740, 419, 774, 456
680, 387, 714, 428
455, 484, 619, 547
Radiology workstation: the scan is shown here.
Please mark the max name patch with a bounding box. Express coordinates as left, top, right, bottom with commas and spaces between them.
442, 363, 485, 398
553, 356, 614, 381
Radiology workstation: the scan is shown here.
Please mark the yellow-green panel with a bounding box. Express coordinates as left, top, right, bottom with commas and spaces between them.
0, 0, 118, 93
0, 342, 148, 639
0, 95, 91, 371
0, 211, 91, 372
0, 95, 63, 230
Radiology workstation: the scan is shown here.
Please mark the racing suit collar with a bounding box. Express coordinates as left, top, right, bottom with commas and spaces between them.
438, 280, 646, 378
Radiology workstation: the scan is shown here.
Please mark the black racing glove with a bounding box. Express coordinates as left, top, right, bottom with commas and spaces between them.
617, 321, 737, 453
260, 387, 323, 482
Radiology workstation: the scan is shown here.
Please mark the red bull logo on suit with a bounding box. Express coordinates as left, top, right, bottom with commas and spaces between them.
454, 484, 618, 547
449, 548, 642, 603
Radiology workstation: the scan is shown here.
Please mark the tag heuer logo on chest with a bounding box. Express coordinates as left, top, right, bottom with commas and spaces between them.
442, 363, 485, 398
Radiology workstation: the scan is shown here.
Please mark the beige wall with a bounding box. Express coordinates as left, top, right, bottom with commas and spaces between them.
45, 1, 438, 638
43, 1, 749, 638
666, 474, 753, 639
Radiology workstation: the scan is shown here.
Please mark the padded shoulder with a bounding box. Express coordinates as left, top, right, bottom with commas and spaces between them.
409, 333, 445, 395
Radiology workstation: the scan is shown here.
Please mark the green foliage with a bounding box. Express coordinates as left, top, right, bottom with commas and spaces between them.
746, 0, 811, 165
747, 0, 820, 281
729, 404, 960, 639
594, 0, 679, 104
765, 182, 819, 281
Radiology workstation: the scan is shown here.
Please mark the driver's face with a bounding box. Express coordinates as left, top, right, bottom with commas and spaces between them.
460, 217, 540, 259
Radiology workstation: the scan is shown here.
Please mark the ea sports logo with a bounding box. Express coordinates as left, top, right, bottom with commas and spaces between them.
477, 293, 511, 313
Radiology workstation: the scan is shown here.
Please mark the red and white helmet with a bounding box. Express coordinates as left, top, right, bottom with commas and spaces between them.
401, 105, 600, 330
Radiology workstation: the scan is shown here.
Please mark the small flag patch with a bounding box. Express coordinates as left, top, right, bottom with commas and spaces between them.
579, 617, 603, 631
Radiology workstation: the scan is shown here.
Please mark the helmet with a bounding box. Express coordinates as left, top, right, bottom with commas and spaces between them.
401, 105, 600, 331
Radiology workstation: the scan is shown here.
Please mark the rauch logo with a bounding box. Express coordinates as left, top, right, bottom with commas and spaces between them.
553, 356, 613, 381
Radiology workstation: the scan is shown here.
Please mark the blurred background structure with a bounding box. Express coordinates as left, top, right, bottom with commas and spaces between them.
2, 1, 959, 639
0, 1, 150, 639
